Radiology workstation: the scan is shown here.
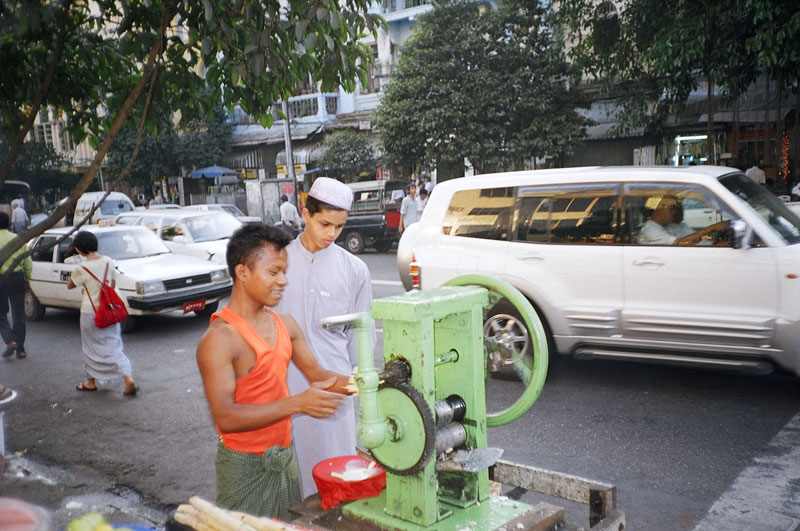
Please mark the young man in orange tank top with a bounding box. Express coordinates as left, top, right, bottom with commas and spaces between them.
196, 224, 355, 520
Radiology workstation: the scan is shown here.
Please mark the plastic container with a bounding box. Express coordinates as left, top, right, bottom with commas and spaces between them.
312, 455, 386, 510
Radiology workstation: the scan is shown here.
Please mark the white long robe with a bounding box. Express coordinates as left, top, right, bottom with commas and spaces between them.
275, 237, 373, 497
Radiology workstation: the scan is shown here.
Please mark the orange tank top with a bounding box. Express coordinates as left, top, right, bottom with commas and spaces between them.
210, 306, 293, 454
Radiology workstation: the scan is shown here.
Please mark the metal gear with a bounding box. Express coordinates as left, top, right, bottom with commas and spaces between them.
371, 382, 436, 476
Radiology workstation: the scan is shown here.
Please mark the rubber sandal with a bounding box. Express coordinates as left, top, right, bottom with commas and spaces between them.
76, 383, 97, 392
16, 350, 26, 359
2, 345, 15, 358
123, 386, 138, 397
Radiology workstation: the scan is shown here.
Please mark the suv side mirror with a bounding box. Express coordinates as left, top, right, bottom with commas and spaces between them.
731, 219, 750, 249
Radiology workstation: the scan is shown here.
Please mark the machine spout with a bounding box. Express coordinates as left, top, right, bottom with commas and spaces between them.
321, 312, 386, 449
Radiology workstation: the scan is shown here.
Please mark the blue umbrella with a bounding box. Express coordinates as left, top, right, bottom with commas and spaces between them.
189, 165, 239, 178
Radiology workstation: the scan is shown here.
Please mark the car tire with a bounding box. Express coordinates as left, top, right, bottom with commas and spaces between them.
484, 298, 558, 382
344, 231, 365, 254
374, 240, 393, 253
24, 290, 46, 321
120, 316, 137, 334
194, 301, 219, 318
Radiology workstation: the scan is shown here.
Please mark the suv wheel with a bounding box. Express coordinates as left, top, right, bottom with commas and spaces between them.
483, 300, 532, 381
24, 290, 46, 321
374, 240, 393, 253
344, 231, 365, 254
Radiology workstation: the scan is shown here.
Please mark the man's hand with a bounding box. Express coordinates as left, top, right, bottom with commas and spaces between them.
298, 377, 345, 418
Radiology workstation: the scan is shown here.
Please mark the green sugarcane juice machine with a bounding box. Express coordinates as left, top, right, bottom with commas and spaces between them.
321, 275, 549, 530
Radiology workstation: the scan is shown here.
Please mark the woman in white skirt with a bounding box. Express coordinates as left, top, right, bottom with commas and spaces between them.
67, 231, 138, 396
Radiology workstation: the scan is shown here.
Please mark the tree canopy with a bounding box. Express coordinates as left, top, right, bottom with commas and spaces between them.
106, 106, 234, 189
0, 0, 381, 265
319, 129, 378, 182
376, 0, 591, 176
556, 0, 800, 156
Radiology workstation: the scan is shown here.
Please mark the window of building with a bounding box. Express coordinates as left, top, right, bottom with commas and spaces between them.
515, 185, 617, 245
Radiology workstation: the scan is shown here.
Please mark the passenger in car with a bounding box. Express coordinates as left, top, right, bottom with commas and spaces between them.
639, 197, 684, 245
640, 196, 727, 246
664, 202, 693, 238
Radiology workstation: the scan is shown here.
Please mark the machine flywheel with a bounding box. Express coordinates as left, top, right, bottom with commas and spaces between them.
370, 382, 436, 476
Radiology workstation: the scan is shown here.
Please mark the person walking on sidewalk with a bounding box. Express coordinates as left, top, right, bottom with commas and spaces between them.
0, 212, 32, 360
66, 231, 137, 396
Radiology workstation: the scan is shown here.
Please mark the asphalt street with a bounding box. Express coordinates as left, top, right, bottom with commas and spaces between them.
2, 249, 799, 530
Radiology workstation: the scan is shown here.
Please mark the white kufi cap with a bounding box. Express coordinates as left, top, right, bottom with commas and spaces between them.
308, 177, 353, 211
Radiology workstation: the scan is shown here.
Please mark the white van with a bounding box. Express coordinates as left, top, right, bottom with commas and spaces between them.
74, 191, 135, 224
398, 165, 800, 378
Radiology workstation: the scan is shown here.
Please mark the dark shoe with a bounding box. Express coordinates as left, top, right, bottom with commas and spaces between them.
123, 385, 138, 397
16, 350, 26, 359
76, 382, 97, 392
2, 344, 15, 358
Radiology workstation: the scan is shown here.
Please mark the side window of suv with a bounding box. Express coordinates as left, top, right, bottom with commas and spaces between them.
625, 183, 736, 246
442, 187, 514, 240
515, 185, 617, 244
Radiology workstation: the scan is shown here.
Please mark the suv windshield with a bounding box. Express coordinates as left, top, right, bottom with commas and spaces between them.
184, 213, 241, 242
719, 172, 800, 244
97, 229, 170, 259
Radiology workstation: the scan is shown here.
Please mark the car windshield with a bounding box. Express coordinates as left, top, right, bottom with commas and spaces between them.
96, 229, 170, 259
184, 213, 241, 242
100, 199, 133, 215
719, 172, 800, 244
220, 205, 245, 217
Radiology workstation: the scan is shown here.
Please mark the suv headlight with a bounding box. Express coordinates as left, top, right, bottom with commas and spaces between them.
210, 269, 229, 283
136, 280, 166, 295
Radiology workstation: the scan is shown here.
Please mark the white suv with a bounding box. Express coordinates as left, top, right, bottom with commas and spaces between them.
398, 166, 800, 377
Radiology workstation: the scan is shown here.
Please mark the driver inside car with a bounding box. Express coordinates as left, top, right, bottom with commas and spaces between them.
639, 196, 728, 246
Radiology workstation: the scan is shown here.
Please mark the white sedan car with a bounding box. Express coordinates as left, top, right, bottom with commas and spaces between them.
25, 225, 233, 332
113, 210, 242, 266
183, 203, 261, 223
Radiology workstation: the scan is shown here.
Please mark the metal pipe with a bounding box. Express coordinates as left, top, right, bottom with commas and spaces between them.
321, 312, 386, 449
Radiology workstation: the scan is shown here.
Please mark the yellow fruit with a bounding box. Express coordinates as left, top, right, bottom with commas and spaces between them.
65, 519, 94, 531
82, 513, 107, 527
94, 524, 114, 531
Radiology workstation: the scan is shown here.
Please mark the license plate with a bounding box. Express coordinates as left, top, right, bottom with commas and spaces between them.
183, 300, 206, 313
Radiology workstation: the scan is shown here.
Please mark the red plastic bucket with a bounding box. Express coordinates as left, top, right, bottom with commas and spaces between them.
312, 455, 386, 510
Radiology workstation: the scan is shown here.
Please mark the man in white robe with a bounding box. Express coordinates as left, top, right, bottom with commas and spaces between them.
275, 177, 373, 498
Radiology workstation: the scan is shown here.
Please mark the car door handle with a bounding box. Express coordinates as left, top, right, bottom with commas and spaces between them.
632, 258, 665, 269
518, 253, 544, 263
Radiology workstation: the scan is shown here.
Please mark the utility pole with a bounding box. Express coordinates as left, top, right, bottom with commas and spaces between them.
281, 99, 299, 208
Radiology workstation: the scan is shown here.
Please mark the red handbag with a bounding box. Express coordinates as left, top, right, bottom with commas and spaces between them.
82, 263, 128, 328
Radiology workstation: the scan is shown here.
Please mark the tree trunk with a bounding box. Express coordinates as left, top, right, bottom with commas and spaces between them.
795, 77, 800, 185
706, 76, 715, 164
764, 74, 771, 166
733, 95, 740, 164
775, 70, 784, 185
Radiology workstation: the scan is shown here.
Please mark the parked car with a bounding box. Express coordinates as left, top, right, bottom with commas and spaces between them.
74, 191, 136, 224
335, 180, 410, 254
183, 203, 261, 223
113, 210, 241, 265
25, 225, 232, 332
398, 165, 800, 378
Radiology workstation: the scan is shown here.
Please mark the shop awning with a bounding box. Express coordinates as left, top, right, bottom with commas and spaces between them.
276, 144, 328, 166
